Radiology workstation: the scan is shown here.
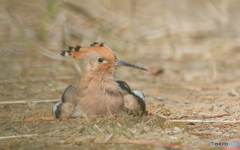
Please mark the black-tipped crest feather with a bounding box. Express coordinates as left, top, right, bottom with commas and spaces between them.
74, 46, 81, 51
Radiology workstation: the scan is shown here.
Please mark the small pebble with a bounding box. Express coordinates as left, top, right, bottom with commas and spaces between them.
173, 127, 181, 131
229, 89, 239, 97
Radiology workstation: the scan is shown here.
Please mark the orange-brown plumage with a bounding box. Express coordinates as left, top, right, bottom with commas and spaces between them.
72, 43, 117, 62
53, 42, 147, 118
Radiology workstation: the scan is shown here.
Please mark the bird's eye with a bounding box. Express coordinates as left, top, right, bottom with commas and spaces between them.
98, 58, 103, 63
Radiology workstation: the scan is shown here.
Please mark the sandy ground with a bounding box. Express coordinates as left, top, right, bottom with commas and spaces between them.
0, 0, 240, 150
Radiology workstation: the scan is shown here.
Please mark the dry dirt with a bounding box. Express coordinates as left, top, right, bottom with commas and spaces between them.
0, 0, 240, 150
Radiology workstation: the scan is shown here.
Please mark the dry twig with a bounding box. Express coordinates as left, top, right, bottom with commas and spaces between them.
203, 113, 230, 119
0, 146, 11, 150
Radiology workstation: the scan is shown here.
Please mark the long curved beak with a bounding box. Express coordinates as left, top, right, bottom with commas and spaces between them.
111, 60, 148, 71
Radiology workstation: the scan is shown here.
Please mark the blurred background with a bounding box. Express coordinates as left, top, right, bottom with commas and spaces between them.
1, 0, 240, 108
1, 1, 240, 149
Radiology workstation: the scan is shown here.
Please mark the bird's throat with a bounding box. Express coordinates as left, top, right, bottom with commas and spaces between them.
77, 68, 117, 94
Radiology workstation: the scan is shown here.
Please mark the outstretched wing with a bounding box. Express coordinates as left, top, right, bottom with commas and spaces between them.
116, 80, 146, 115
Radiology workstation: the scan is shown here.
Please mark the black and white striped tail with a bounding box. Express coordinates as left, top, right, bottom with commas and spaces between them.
52, 102, 62, 118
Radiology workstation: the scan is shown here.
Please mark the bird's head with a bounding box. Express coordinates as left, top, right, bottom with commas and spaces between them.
61, 42, 148, 73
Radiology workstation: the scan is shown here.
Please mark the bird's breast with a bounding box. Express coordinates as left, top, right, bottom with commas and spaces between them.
76, 76, 125, 115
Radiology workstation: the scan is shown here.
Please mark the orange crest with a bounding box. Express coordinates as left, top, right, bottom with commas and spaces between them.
60, 42, 117, 63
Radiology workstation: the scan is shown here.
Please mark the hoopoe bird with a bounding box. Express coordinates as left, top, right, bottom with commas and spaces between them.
53, 42, 148, 118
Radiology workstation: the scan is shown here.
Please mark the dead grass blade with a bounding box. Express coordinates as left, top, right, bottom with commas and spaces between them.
0, 99, 59, 104
0, 134, 38, 140
170, 120, 240, 123
169, 115, 189, 120
7, 115, 100, 123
